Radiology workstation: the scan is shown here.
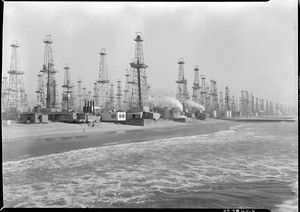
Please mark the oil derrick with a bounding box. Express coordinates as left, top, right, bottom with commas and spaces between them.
72, 83, 77, 110
92, 81, 98, 105
288, 106, 292, 115
192, 65, 200, 104
231, 96, 235, 112
224, 86, 230, 112
36, 74, 45, 107
283, 105, 287, 115
23, 94, 29, 112
53, 79, 59, 109
280, 104, 284, 114
1, 75, 8, 112
128, 61, 138, 108
245, 91, 250, 115
147, 84, 151, 98
88, 91, 92, 101
61, 64, 73, 111
97, 48, 110, 110
275, 103, 279, 112
123, 69, 131, 111
129, 32, 149, 108
200, 75, 206, 106
40, 35, 58, 109
109, 83, 115, 110
255, 97, 259, 114
70, 83, 76, 111
287, 106, 290, 115
265, 100, 269, 115
250, 94, 255, 115
270, 101, 273, 115
175, 57, 190, 104
210, 79, 218, 112
240, 91, 245, 116
116, 80, 123, 111
204, 83, 210, 113
135, 32, 149, 107
261, 99, 264, 112
259, 99, 262, 113
219, 91, 224, 116
182, 77, 190, 102
141, 69, 149, 107
76, 79, 83, 112
82, 87, 87, 101
6, 41, 27, 112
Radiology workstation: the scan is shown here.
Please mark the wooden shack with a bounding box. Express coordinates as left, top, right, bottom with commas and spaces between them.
48, 112, 88, 123
18, 113, 48, 124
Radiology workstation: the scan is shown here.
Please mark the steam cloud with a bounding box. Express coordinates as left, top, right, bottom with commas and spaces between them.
185, 100, 205, 112
149, 96, 183, 112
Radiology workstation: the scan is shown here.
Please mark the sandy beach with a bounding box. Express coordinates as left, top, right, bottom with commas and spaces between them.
2, 118, 241, 162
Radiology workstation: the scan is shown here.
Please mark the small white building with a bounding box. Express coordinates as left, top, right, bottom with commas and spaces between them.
99, 110, 126, 122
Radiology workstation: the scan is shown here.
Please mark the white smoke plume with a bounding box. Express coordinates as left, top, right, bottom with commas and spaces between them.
173, 113, 187, 118
149, 96, 183, 112
185, 100, 205, 112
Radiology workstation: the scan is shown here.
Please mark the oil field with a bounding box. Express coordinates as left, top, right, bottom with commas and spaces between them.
1, 32, 297, 125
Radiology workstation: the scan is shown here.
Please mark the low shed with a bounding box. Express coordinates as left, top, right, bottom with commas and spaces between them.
18, 113, 47, 124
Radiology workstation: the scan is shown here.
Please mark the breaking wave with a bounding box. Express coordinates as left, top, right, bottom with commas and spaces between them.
3, 122, 298, 209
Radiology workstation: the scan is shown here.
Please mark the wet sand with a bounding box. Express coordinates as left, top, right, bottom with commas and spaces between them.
2, 118, 241, 162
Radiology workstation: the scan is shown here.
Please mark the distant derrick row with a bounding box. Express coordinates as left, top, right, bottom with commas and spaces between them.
174, 56, 297, 117
238, 90, 285, 117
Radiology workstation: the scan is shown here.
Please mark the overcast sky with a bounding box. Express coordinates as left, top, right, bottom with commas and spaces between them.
2, 1, 298, 108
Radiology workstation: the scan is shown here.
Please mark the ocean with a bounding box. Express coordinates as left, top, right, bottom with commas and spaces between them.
3, 122, 298, 210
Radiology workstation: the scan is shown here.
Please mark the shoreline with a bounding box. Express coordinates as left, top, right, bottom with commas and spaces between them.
2, 118, 241, 162
2, 118, 229, 141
